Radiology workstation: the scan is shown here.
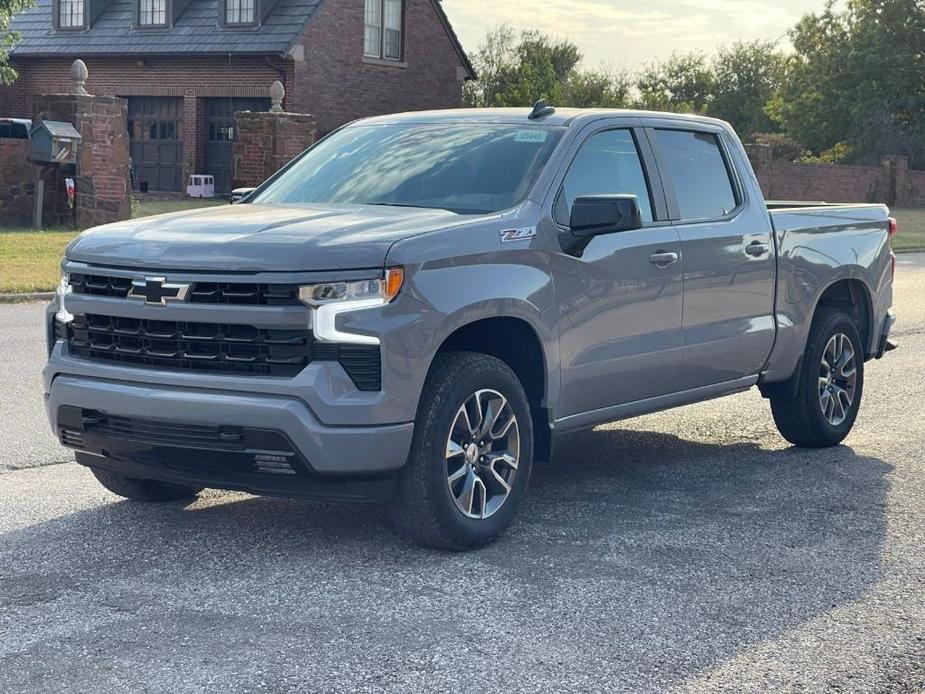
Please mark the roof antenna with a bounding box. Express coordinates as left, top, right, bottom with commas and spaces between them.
528, 99, 556, 120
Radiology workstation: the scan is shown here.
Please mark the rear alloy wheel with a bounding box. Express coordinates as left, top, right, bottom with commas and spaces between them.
818, 332, 858, 427
770, 307, 865, 447
390, 352, 533, 550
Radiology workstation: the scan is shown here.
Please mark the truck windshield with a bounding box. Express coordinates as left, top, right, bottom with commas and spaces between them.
251, 123, 565, 214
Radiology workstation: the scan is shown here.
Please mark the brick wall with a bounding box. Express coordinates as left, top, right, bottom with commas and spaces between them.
232, 111, 316, 189
744, 144, 925, 207
293, 0, 465, 134
0, 55, 292, 180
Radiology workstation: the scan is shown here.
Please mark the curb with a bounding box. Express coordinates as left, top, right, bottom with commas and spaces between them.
0, 292, 54, 304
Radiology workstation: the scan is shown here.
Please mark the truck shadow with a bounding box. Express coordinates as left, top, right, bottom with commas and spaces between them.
0, 427, 891, 692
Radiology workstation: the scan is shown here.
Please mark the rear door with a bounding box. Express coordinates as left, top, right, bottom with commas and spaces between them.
552, 124, 684, 419
646, 125, 775, 390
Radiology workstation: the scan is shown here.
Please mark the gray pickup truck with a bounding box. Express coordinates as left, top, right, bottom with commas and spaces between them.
45, 104, 897, 549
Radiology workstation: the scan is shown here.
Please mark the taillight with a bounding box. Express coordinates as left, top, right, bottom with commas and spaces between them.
888, 217, 898, 238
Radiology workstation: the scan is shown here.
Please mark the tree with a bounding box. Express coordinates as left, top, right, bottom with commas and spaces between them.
710, 40, 785, 138
635, 52, 713, 113
463, 26, 578, 107
771, 0, 925, 165
0, 0, 31, 85
463, 25, 630, 109
564, 68, 632, 109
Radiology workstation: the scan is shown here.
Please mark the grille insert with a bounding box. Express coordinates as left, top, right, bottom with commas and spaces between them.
69, 273, 300, 305
65, 313, 382, 388
68, 314, 311, 377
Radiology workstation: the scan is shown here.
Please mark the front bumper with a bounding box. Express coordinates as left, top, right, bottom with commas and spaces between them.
46, 375, 413, 500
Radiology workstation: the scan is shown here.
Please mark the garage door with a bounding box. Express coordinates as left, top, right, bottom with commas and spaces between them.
205, 97, 271, 194
128, 97, 183, 192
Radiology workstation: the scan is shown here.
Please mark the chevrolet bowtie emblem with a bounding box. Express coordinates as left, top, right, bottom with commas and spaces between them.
127, 277, 191, 306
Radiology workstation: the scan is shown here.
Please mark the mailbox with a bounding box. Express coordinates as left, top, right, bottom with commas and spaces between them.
29, 120, 81, 165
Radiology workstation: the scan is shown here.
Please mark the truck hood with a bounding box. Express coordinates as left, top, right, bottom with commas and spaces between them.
65, 203, 474, 272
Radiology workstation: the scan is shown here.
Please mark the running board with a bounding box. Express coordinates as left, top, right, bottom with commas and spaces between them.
554, 375, 758, 434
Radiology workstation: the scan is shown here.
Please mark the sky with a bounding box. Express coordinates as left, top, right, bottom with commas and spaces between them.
442, 0, 834, 71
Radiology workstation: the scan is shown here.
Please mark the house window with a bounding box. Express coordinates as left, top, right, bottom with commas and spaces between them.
364, 0, 403, 61
138, 0, 167, 26
58, 0, 85, 28
225, 0, 256, 25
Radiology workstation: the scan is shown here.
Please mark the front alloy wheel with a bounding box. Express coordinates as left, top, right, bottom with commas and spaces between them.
445, 389, 520, 519
390, 351, 534, 550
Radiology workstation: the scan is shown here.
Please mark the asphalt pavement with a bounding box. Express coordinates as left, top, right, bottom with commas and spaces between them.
1, 256, 925, 693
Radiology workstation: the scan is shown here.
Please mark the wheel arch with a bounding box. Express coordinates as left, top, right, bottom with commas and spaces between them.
430, 316, 553, 463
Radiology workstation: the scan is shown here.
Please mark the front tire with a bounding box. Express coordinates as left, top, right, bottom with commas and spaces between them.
389, 352, 534, 550
770, 307, 865, 447
89, 466, 203, 502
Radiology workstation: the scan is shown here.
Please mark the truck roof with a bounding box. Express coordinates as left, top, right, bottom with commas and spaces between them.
356, 107, 732, 130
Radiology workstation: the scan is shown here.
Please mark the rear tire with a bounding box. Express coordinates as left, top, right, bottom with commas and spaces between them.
770, 307, 864, 447
89, 466, 203, 502
389, 352, 533, 550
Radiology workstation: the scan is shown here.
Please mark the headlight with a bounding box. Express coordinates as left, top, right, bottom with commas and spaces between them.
300, 268, 404, 345
55, 270, 74, 325
298, 268, 404, 306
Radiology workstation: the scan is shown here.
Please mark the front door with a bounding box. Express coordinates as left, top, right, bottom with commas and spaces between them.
205, 98, 271, 194
647, 126, 776, 390
553, 127, 684, 420
127, 97, 183, 192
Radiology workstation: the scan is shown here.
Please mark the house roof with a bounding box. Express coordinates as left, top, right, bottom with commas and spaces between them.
11, 0, 323, 56
10, 0, 476, 79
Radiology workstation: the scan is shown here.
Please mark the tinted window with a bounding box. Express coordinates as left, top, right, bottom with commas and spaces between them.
556, 129, 654, 225
654, 129, 737, 220
254, 124, 565, 215
0, 122, 28, 139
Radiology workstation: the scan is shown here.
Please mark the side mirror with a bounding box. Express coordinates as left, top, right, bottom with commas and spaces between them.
560, 194, 643, 256
570, 194, 643, 236
229, 187, 256, 204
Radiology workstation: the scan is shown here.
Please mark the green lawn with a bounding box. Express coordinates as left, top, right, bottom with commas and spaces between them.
891, 208, 925, 252
0, 198, 225, 294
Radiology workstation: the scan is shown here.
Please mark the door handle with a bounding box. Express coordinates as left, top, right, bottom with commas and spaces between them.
745, 241, 770, 257
649, 251, 679, 267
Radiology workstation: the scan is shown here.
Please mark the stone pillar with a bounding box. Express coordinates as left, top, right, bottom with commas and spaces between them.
742, 143, 773, 199
232, 110, 316, 189
32, 61, 131, 228
881, 155, 910, 208
0, 140, 37, 227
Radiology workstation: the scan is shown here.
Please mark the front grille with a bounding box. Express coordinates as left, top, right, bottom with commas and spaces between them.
68, 313, 311, 377
65, 313, 381, 388
69, 273, 300, 306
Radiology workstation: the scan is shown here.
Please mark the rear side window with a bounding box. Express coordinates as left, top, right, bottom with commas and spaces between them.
556, 129, 654, 226
653, 129, 737, 220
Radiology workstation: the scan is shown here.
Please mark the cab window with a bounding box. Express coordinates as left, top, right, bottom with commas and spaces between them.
555, 129, 654, 226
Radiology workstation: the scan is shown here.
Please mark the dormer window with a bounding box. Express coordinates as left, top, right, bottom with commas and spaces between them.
57, 0, 86, 29
225, 0, 256, 25
364, 0, 403, 61
138, 0, 168, 26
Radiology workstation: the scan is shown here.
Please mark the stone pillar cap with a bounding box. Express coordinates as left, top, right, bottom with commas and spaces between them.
70, 59, 89, 96
270, 80, 285, 113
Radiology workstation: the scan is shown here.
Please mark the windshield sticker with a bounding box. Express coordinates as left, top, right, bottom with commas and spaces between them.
514, 130, 548, 144
500, 227, 537, 243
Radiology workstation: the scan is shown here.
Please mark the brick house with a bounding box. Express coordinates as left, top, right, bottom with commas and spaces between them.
0, 0, 475, 192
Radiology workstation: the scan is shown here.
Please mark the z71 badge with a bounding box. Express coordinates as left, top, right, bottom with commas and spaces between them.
500, 226, 536, 243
